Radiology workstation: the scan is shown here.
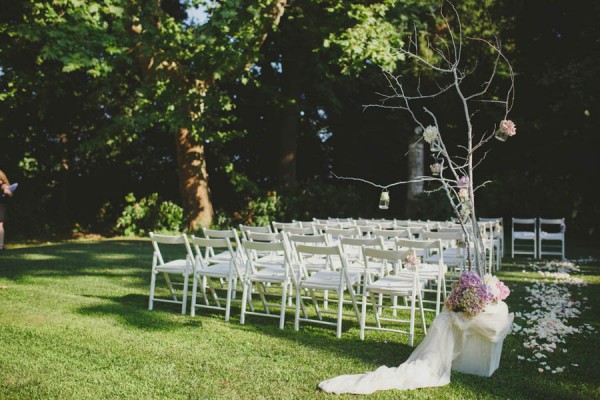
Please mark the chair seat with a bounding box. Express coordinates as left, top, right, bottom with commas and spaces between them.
303, 255, 330, 271
514, 231, 536, 240
301, 270, 361, 290
196, 262, 231, 278
367, 276, 425, 295
255, 254, 286, 268
419, 263, 447, 273
540, 232, 563, 240
425, 252, 466, 268
248, 267, 287, 283
156, 259, 191, 273
207, 251, 233, 263
346, 260, 386, 275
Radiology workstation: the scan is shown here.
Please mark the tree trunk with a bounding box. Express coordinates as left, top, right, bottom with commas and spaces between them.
174, 127, 213, 230
405, 129, 424, 218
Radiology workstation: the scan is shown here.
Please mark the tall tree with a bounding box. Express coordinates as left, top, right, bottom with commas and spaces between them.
1, 0, 286, 230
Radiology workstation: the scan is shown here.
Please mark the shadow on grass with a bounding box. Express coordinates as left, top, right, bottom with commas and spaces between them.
77, 293, 204, 331
0, 239, 152, 290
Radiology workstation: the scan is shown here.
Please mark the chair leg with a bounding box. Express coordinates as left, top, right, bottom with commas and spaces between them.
409, 294, 416, 347
240, 281, 250, 325
418, 291, 427, 335
294, 284, 302, 331
164, 273, 178, 301
148, 270, 157, 311
279, 282, 288, 329
370, 292, 382, 328
336, 290, 344, 339
225, 276, 234, 322
190, 273, 198, 317
181, 273, 189, 315
200, 276, 210, 306
360, 290, 368, 340
435, 280, 441, 316
511, 238, 514, 258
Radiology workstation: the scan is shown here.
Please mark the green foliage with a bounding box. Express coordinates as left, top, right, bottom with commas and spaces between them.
244, 191, 284, 227
414, 189, 455, 222
281, 180, 363, 221
115, 193, 183, 236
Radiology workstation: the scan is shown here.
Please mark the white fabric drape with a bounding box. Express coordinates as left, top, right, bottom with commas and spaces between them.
318, 301, 513, 395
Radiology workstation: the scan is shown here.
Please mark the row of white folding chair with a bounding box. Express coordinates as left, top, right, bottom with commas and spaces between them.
441, 223, 500, 274
294, 243, 362, 338
479, 217, 505, 257
360, 247, 427, 346
148, 232, 195, 315
148, 230, 439, 344
149, 231, 244, 318
477, 220, 502, 273
293, 238, 431, 344
190, 235, 243, 321
395, 238, 447, 316
511, 217, 565, 259
225, 232, 364, 338
234, 230, 423, 341
240, 239, 299, 329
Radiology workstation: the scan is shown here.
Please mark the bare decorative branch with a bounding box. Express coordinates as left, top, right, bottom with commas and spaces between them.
332, 1, 516, 277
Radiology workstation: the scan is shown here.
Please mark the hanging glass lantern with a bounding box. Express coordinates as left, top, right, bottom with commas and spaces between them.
379, 189, 390, 209
430, 162, 442, 176
430, 138, 443, 152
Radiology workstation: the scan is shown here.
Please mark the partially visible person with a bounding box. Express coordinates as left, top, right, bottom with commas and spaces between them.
0, 169, 13, 251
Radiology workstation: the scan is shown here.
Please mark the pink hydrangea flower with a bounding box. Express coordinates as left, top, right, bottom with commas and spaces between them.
500, 120, 517, 136
404, 254, 420, 269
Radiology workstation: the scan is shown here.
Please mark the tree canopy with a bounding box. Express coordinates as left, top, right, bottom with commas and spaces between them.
1, 0, 598, 239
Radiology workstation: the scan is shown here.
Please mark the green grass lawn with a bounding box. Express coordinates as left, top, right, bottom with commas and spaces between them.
0, 238, 598, 399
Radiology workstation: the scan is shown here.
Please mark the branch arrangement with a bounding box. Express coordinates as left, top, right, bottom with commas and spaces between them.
335, 2, 516, 276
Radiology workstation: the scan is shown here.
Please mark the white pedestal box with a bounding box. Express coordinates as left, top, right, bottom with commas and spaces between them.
451, 333, 505, 377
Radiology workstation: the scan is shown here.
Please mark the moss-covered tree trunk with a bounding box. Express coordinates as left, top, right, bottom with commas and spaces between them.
174, 127, 213, 231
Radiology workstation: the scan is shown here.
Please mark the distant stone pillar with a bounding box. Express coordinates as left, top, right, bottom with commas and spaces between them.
406, 127, 424, 218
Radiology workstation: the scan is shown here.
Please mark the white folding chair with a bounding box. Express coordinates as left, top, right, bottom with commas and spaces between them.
239, 224, 273, 240
538, 218, 566, 259
323, 226, 361, 244
422, 230, 468, 274
240, 239, 298, 329
272, 221, 301, 232
148, 232, 195, 314
373, 228, 412, 249
245, 231, 287, 269
396, 238, 446, 315
478, 219, 503, 272
202, 227, 243, 264
360, 247, 427, 346
286, 233, 331, 273
479, 217, 504, 257
294, 243, 361, 338
339, 236, 387, 285
189, 236, 241, 321
512, 218, 537, 258
280, 225, 317, 235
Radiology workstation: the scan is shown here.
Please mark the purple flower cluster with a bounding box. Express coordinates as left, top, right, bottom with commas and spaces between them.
445, 271, 495, 317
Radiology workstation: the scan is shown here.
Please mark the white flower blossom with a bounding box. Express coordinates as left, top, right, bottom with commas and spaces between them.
423, 125, 438, 144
